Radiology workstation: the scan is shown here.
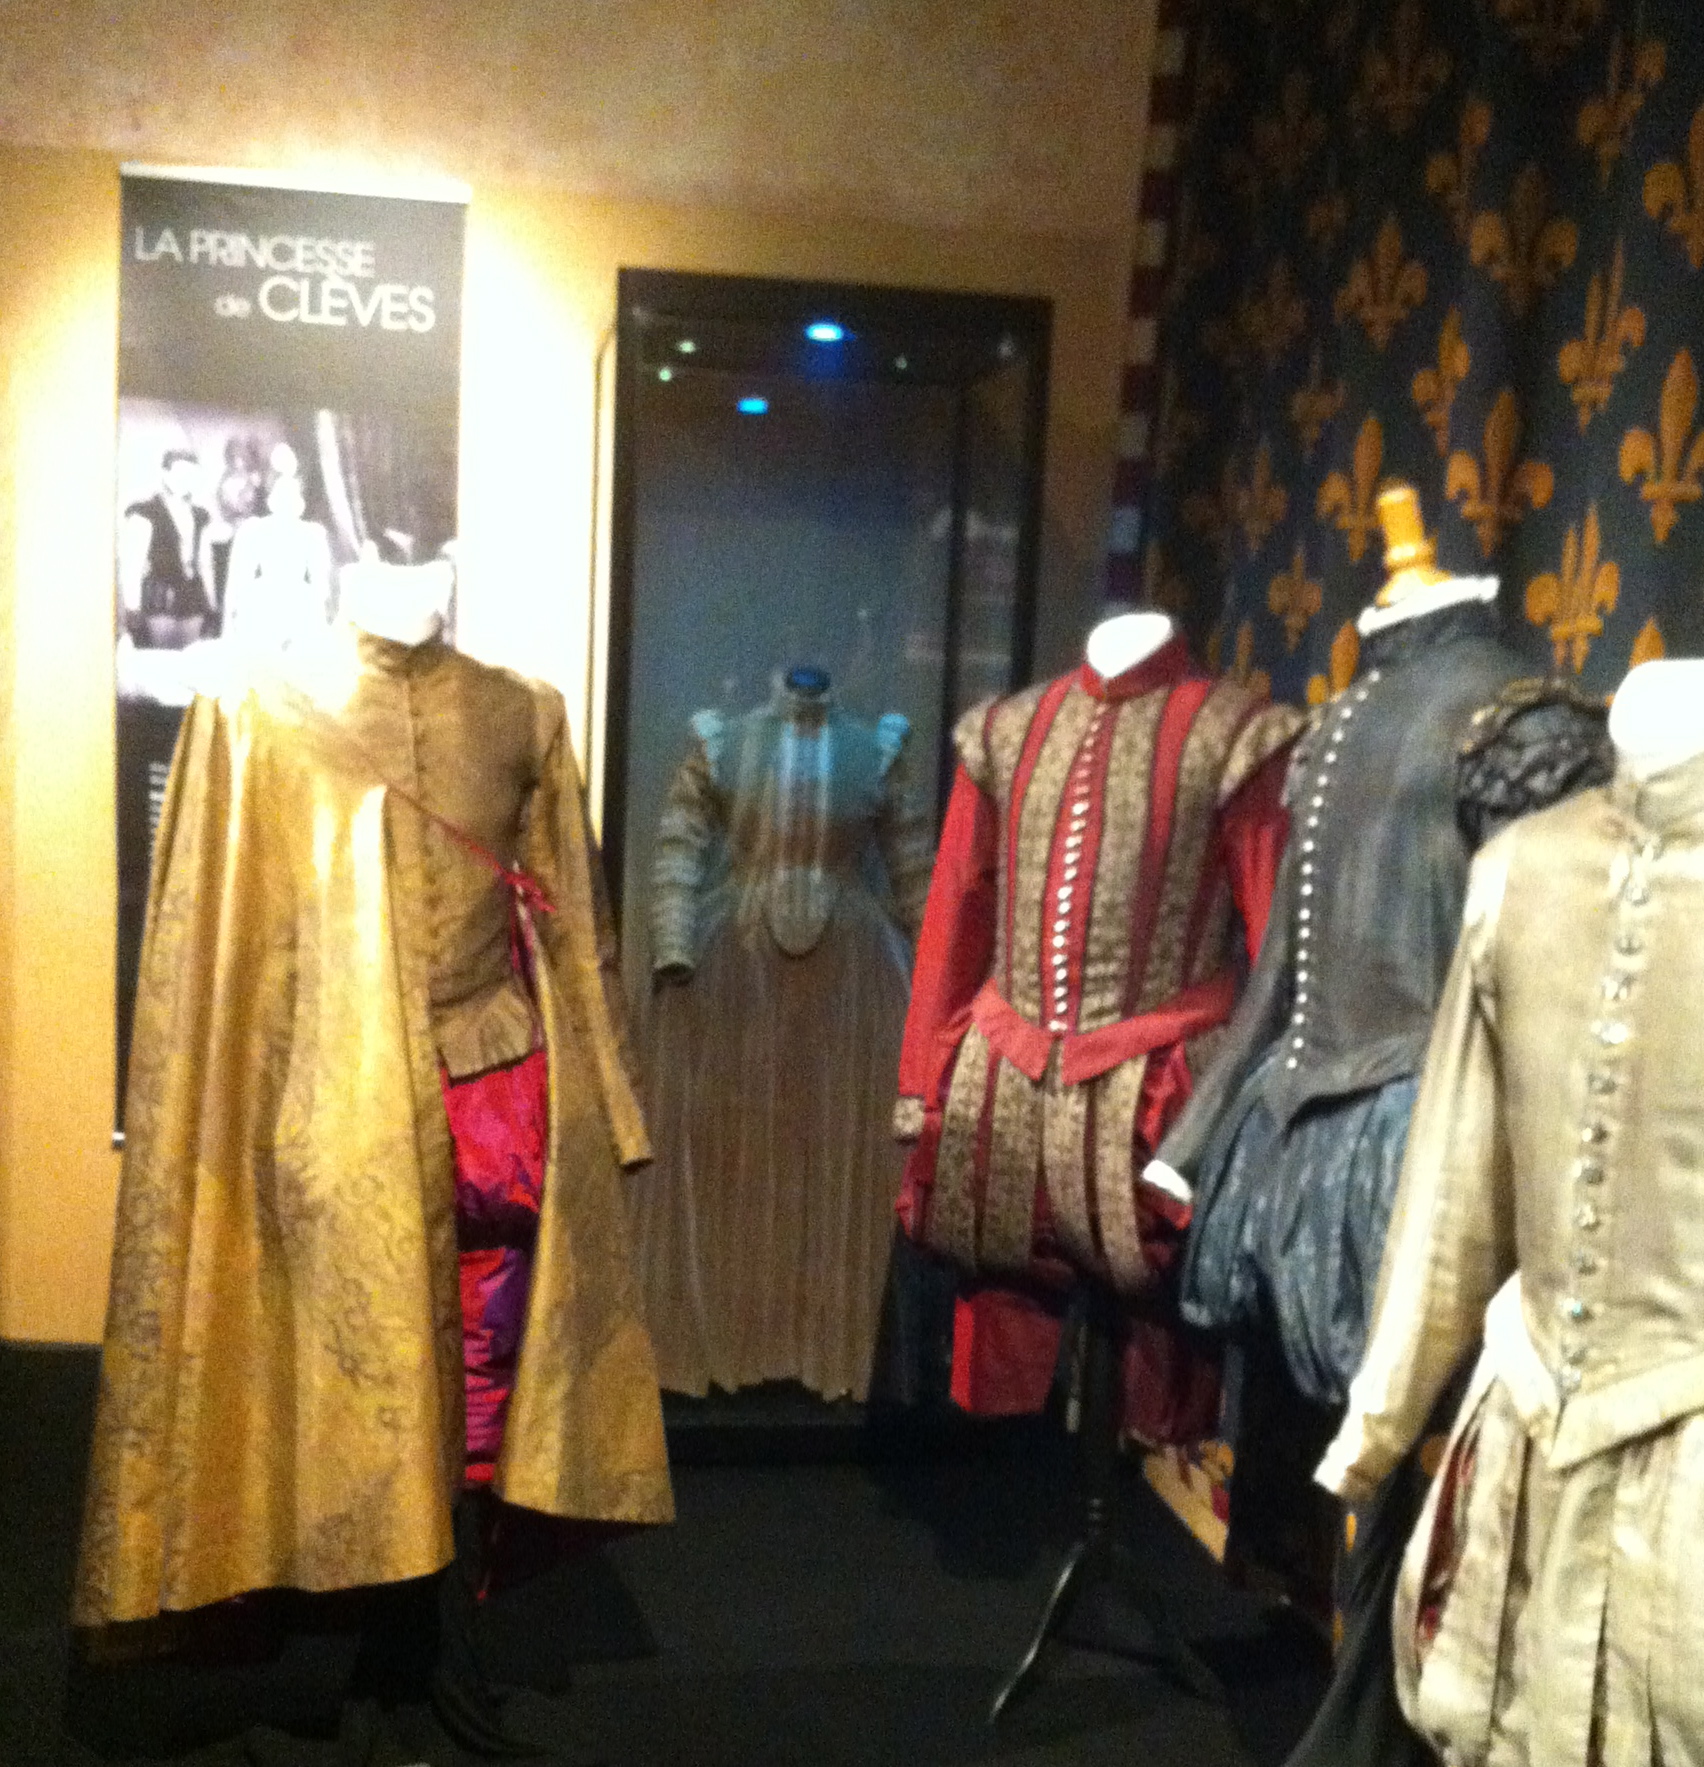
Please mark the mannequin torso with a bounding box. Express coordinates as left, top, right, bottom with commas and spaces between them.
339, 558, 452, 647
1085, 610, 1175, 678
1608, 659, 1704, 778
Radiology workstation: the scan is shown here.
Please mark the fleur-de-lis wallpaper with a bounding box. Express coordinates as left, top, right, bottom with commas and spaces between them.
1145, 0, 1704, 698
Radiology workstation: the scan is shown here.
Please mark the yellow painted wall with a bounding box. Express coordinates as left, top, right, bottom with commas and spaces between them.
0, 145, 1135, 1343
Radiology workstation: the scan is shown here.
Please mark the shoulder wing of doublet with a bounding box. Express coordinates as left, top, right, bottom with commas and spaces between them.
874, 711, 911, 773
1457, 677, 1614, 846
951, 697, 999, 792
1217, 690, 1308, 806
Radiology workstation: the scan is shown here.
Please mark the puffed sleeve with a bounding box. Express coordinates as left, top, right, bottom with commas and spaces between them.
1316, 837, 1519, 1499
521, 696, 651, 1170
1455, 678, 1613, 849
649, 710, 726, 978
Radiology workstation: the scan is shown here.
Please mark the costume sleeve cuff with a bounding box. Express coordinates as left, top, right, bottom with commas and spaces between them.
1315, 1409, 1395, 1501
892, 1096, 926, 1142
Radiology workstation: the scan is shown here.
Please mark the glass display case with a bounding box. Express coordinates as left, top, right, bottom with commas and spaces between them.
600, 270, 1052, 1427
602, 269, 1050, 946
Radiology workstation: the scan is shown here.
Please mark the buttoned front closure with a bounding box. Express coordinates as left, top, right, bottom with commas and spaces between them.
341, 632, 547, 1075
1284, 669, 1383, 1072
1047, 703, 1112, 1030
1556, 824, 1658, 1393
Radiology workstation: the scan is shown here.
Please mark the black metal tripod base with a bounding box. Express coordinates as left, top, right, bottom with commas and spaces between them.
989, 1282, 1225, 1727
989, 1533, 1224, 1723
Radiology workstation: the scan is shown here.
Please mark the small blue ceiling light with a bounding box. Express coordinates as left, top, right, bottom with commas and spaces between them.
657, 366, 674, 382
737, 395, 770, 415
805, 320, 847, 344
676, 338, 698, 355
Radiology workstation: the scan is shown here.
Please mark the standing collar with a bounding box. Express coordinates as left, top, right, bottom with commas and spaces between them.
1359, 597, 1500, 670
1078, 633, 1192, 702
350, 624, 450, 677
1609, 746, 1704, 832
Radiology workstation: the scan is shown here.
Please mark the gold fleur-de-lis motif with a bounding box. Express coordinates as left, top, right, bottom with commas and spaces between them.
1446, 390, 1555, 556
1153, 363, 1207, 481
1307, 622, 1362, 705
1335, 213, 1428, 349
1557, 239, 1646, 433
1267, 541, 1322, 651
1239, 259, 1308, 372
1253, 70, 1328, 190
1227, 620, 1273, 701
1470, 164, 1579, 318
1493, 0, 1607, 74
1644, 104, 1704, 271
1577, 35, 1667, 189
1619, 348, 1704, 544
1317, 413, 1385, 563
1412, 307, 1471, 457
1354, 0, 1451, 135
1524, 504, 1619, 673
1183, 460, 1238, 569
1307, 185, 1351, 258
1426, 96, 1493, 243
1630, 616, 1665, 669
1291, 345, 1347, 459
1141, 539, 1192, 620
1230, 438, 1289, 557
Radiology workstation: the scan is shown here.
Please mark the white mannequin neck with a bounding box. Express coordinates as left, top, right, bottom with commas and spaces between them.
1085, 610, 1175, 679
1356, 575, 1498, 636
340, 559, 451, 648
1609, 660, 1704, 779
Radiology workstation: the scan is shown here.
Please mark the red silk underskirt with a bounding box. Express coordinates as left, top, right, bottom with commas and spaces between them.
441, 1048, 548, 1485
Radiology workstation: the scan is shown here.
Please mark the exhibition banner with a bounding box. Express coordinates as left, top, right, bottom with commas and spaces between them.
114, 168, 466, 1125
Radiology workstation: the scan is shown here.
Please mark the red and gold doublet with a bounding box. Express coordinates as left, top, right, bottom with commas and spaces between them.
894, 638, 1300, 1434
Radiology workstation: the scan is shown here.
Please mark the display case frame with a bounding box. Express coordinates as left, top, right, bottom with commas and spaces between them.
600, 266, 1051, 926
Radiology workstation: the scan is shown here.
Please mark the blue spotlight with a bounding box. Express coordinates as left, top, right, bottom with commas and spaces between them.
737, 395, 770, 415
805, 320, 847, 344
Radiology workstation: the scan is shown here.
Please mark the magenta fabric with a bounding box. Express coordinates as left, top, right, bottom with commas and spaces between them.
442, 1047, 548, 1484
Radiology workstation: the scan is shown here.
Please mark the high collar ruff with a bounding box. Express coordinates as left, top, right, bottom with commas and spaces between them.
1609, 746, 1704, 833
1078, 633, 1192, 702
1359, 597, 1501, 671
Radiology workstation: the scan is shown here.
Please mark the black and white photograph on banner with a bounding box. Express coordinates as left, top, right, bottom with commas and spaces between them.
113, 168, 466, 1124
114, 396, 458, 707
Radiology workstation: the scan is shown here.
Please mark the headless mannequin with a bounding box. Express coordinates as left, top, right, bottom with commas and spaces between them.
1086, 609, 1175, 679
1608, 659, 1704, 778
339, 557, 451, 646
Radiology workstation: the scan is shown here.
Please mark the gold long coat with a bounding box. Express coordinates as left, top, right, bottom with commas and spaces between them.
1319, 753, 1704, 1764
76, 630, 673, 1629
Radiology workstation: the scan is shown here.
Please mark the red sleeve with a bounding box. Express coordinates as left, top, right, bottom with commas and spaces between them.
897, 762, 1000, 1107
1216, 746, 1291, 962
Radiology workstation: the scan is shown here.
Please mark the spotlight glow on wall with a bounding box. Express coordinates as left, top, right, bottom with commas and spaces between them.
805, 321, 846, 344
737, 395, 769, 415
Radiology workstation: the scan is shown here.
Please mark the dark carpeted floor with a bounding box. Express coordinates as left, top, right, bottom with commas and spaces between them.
0, 1392, 1329, 1767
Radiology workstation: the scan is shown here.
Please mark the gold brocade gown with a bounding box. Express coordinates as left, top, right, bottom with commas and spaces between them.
630, 684, 933, 1403
76, 628, 672, 1630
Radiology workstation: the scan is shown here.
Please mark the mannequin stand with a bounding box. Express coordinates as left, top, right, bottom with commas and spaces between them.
989, 1282, 1225, 1724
